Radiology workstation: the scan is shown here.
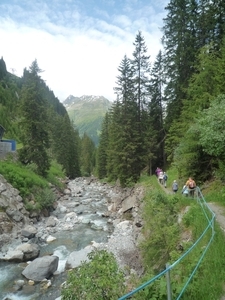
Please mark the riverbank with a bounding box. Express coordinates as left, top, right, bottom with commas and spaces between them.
0, 175, 145, 299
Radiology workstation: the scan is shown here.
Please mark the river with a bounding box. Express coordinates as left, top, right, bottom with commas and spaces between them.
0, 178, 115, 300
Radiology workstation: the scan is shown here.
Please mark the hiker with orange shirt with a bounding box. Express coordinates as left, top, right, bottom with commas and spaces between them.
185, 177, 196, 197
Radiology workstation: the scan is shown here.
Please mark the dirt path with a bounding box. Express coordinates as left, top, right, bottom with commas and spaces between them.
207, 202, 225, 232
207, 203, 225, 300
158, 180, 225, 299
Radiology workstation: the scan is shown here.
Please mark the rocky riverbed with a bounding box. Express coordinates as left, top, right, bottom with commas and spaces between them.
0, 175, 145, 299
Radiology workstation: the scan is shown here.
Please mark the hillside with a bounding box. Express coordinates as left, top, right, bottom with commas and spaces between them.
63, 95, 112, 145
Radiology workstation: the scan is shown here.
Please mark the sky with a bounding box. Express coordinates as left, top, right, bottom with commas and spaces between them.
0, 0, 168, 102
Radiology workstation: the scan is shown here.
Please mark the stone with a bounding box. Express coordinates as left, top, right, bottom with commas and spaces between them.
4, 249, 24, 262
22, 255, 59, 281
16, 243, 40, 261
46, 235, 57, 243
46, 216, 57, 227
21, 225, 37, 238
121, 195, 137, 213
65, 245, 94, 269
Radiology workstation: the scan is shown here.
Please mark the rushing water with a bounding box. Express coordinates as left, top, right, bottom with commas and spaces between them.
0, 179, 114, 300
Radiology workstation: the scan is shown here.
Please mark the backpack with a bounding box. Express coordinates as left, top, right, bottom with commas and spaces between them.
189, 180, 195, 189
173, 182, 178, 191
164, 174, 167, 180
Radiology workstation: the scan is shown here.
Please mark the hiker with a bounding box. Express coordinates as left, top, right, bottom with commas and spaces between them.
163, 172, 168, 188
181, 185, 189, 197
185, 177, 196, 197
155, 167, 162, 178
158, 170, 164, 184
172, 180, 178, 193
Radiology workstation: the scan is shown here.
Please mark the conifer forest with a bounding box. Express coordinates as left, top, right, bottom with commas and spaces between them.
1, 0, 225, 186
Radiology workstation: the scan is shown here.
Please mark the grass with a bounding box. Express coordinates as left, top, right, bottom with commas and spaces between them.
0, 158, 66, 210
199, 179, 225, 206
134, 173, 225, 300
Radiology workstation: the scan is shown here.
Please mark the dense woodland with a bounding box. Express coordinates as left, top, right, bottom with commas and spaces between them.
1, 0, 225, 186
97, 0, 225, 186
0, 58, 86, 178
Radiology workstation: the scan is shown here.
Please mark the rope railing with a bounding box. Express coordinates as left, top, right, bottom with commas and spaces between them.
118, 186, 215, 300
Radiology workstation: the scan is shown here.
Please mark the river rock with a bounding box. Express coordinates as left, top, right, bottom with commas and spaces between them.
0, 212, 13, 233
63, 188, 71, 195
46, 216, 58, 227
22, 255, 59, 281
13, 279, 25, 291
2, 249, 23, 262
16, 243, 40, 261
65, 245, 95, 269
46, 235, 57, 243
121, 195, 137, 212
21, 225, 37, 239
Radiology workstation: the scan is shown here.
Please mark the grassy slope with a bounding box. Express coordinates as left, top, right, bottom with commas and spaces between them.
66, 96, 112, 145
136, 172, 225, 300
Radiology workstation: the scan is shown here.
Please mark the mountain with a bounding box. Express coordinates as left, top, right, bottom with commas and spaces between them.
63, 95, 112, 145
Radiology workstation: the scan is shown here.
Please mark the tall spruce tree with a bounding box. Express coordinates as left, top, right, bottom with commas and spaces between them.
162, 0, 198, 129
97, 112, 109, 179
52, 114, 81, 178
110, 52, 145, 185
148, 50, 166, 169
19, 60, 50, 176
80, 133, 96, 176
130, 31, 151, 176
131, 31, 151, 124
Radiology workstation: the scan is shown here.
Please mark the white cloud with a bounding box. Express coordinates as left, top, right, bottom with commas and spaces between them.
0, 1, 166, 102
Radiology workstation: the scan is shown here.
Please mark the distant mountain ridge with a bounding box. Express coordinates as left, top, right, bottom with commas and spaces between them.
63, 95, 112, 145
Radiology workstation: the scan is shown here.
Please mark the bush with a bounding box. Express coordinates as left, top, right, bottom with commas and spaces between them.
0, 159, 66, 210
61, 250, 126, 300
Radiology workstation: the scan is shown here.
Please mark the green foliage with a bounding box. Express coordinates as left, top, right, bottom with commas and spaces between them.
51, 113, 81, 178
18, 60, 50, 176
0, 158, 66, 210
97, 112, 109, 179
46, 160, 66, 190
141, 191, 181, 272
0, 160, 48, 198
133, 175, 225, 300
196, 94, 225, 158
80, 133, 96, 176
169, 202, 225, 300
31, 187, 55, 210
61, 250, 125, 300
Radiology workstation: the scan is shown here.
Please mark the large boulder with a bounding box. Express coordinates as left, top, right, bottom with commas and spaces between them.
0, 212, 13, 234
22, 255, 59, 281
1, 243, 40, 262
2, 249, 24, 262
46, 216, 58, 227
16, 243, 40, 261
65, 245, 94, 270
21, 225, 37, 239
121, 195, 137, 213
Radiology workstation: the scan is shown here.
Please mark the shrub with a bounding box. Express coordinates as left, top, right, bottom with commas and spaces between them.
61, 250, 126, 300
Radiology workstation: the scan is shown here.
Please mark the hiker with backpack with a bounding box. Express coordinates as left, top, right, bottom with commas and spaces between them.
185, 177, 196, 197
163, 172, 168, 188
181, 185, 189, 196
172, 180, 178, 193
158, 170, 164, 185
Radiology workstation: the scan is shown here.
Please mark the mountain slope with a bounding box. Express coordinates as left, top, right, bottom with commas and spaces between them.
63, 95, 112, 145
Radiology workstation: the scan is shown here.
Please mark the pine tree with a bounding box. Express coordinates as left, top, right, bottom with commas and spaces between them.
130, 31, 151, 176
162, 0, 198, 129
131, 31, 151, 124
97, 112, 110, 179
80, 133, 96, 176
52, 114, 81, 178
19, 59, 50, 177
148, 50, 166, 170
